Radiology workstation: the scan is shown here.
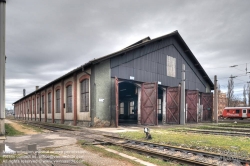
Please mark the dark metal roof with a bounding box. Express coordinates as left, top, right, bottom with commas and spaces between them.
122, 36, 151, 50
88, 30, 213, 89
13, 30, 213, 104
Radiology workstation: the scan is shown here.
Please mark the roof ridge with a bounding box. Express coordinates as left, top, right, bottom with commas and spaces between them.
122, 36, 151, 50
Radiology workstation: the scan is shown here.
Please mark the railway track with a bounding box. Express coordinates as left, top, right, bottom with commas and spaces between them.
17, 120, 250, 165
192, 126, 250, 133
98, 135, 250, 166
21, 120, 75, 132
173, 128, 250, 137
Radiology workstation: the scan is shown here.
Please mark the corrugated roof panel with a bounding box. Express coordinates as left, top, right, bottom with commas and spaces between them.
111, 56, 120, 68
126, 51, 134, 62
134, 47, 142, 59
119, 54, 127, 65
111, 67, 119, 77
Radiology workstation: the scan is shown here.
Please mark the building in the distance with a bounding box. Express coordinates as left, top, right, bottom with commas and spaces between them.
218, 91, 227, 115
13, 31, 214, 127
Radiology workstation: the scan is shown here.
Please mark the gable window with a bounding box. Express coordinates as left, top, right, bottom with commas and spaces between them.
167, 55, 176, 77
56, 90, 60, 113
48, 92, 52, 114
81, 79, 89, 112
66, 85, 72, 113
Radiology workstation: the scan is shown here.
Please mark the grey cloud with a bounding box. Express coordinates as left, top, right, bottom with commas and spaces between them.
5, 0, 250, 108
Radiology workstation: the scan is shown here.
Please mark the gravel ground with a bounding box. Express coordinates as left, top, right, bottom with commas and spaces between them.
4, 119, 139, 166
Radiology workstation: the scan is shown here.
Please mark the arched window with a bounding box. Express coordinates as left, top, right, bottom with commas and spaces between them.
32, 98, 35, 114
37, 97, 40, 114
81, 79, 89, 112
56, 90, 60, 113
66, 85, 72, 113
41, 95, 44, 114
48, 92, 52, 113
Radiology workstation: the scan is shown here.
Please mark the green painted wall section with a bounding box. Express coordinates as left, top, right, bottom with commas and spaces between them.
92, 60, 112, 124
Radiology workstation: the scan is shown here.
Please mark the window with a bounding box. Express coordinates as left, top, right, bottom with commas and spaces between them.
32, 99, 35, 114
236, 110, 240, 113
243, 110, 246, 113
37, 97, 40, 114
248, 110, 250, 113
41, 95, 44, 114
56, 90, 60, 113
167, 55, 176, 77
26, 101, 28, 114
129, 101, 134, 114
158, 99, 162, 114
120, 102, 124, 114
81, 79, 89, 112
48, 93, 52, 114
66, 85, 72, 113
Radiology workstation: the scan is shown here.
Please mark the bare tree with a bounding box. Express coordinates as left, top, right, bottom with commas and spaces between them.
231, 95, 243, 107
227, 75, 234, 107
243, 85, 247, 106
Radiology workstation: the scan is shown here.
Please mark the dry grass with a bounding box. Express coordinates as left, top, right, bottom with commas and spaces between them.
119, 128, 250, 158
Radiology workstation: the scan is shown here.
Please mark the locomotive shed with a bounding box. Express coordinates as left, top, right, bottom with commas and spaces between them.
13, 31, 214, 127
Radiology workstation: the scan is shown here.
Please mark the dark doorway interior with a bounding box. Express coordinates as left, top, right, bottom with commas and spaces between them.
118, 82, 138, 124
158, 87, 163, 123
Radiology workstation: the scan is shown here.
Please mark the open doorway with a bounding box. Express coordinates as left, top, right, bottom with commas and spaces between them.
158, 87, 163, 123
118, 82, 138, 125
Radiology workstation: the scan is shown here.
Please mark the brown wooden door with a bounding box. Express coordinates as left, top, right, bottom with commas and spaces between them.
141, 83, 158, 125
186, 90, 198, 123
115, 77, 119, 127
201, 93, 213, 121
166, 87, 180, 124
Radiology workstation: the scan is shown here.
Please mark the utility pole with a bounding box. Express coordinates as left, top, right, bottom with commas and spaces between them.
0, 0, 6, 135
180, 64, 185, 125
214, 75, 218, 123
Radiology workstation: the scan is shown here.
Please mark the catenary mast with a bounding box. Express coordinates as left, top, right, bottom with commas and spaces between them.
0, 0, 6, 134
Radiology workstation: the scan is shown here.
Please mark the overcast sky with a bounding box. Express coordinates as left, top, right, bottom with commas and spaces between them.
5, 0, 250, 109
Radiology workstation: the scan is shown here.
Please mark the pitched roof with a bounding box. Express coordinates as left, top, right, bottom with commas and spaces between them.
13, 30, 213, 104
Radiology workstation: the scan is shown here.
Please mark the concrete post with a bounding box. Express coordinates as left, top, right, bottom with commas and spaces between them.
162, 88, 166, 124
214, 75, 218, 123
137, 87, 141, 125
180, 64, 185, 125
0, 0, 6, 135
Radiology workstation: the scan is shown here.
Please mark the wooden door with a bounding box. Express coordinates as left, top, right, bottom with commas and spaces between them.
141, 83, 158, 125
